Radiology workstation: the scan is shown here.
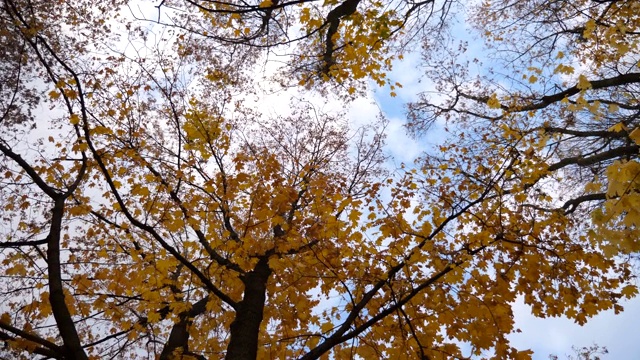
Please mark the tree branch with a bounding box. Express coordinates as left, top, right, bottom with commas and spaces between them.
548, 145, 639, 171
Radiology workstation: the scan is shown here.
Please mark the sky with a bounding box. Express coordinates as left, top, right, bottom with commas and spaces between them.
510, 295, 640, 359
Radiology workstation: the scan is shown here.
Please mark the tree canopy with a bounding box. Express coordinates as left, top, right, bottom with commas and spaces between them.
0, 0, 638, 359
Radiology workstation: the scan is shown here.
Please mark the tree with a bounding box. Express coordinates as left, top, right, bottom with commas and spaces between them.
0, 0, 637, 359
137, 0, 454, 92
409, 0, 640, 261
549, 344, 609, 360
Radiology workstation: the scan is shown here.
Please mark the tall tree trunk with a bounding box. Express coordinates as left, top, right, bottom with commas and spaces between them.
225, 256, 272, 360
48, 199, 89, 360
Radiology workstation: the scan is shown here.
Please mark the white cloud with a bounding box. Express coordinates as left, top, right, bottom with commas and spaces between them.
510, 296, 640, 359
383, 116, 422, 165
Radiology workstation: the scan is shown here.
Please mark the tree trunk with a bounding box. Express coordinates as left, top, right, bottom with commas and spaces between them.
48, 199, 89, 360
225, 257, 272, 360
159, 296, 209, 359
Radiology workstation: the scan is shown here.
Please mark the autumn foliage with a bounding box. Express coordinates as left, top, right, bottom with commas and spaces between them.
0, 0, 639, 359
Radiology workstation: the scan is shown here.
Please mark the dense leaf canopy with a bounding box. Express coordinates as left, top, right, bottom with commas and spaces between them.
0, 0, 638, 359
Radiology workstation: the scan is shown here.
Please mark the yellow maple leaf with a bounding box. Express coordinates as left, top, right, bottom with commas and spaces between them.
584, 181, 602, 193
608, 122, 627, 133
0, 313, 10, 324
576, 75, 591, 90
70, 114, 80, 125
621, 285, 638, 298
320, 322, 334, 333
487, 93, 501, 109
48, 90, 61, 100
629, 128, 640, 145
